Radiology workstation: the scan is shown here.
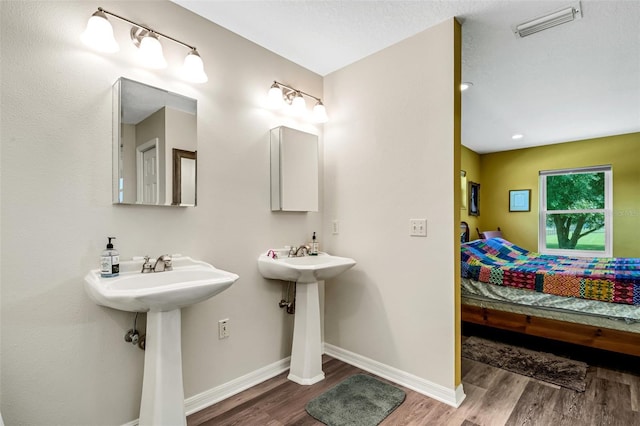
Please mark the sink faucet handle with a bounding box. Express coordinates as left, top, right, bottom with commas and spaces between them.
141, 256, 153, 273
163, 255, 172, 271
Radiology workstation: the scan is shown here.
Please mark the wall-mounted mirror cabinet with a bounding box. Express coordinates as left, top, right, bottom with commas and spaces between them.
270, 126, 318, 212
113, 77, 197, 206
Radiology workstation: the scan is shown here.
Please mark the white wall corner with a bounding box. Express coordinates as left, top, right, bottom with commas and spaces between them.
324, 343, 465, 407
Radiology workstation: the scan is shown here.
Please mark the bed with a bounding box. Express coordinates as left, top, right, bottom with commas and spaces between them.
460, 237, 640, 356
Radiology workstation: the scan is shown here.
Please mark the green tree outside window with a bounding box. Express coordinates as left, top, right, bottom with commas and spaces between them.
541, 167, 611, 256
546, 172, 605, 250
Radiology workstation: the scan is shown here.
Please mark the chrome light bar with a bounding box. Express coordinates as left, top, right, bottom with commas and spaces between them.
513, 2, 582, 38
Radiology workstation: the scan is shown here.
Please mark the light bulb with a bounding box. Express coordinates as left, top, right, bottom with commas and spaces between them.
181, 50, 208, 83
268, 83, 284, 109
138, 33, 167, 69
81, 10, 119, 53
312, 101, 328, 123
291, 92, 306, 116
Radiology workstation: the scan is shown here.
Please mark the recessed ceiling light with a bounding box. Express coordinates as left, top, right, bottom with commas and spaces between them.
460, 82, 473, 91
512, 134, 524, 140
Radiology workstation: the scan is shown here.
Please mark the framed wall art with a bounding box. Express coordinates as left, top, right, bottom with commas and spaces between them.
468, 182, 480, 216
461, 170, 467, 209
509, 189, 531, 212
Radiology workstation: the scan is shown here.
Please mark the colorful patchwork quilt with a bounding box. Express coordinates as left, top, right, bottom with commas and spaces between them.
461, 238, 640, 306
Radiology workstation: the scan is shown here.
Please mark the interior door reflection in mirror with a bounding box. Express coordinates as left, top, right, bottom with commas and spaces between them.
113, 77, 197, 206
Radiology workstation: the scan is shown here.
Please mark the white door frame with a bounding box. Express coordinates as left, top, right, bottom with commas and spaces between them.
136, 138, 160, 204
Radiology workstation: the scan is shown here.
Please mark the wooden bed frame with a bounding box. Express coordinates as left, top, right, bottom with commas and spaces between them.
462, 303, 640, 357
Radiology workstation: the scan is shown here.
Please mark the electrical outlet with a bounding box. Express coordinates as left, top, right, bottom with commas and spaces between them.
410, 219, 427, 237
332, 220, 340, 235
218, 319, 229, 339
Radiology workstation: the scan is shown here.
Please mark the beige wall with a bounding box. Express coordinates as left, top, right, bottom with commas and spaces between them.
1, 1, 323, 424
323, 19, 460, 391
122, 123, 137, 203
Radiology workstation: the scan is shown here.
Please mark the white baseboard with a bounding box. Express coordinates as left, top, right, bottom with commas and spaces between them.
122, 342, 466, 426
323, 343, 466, 408
184, 356, 291, 415
121, 357, 291, 426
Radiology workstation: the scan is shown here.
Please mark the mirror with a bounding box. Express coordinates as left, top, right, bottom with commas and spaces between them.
270, 126, 319, 212
113, 77, 197, 206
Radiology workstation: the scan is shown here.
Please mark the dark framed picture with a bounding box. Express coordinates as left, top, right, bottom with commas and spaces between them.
468, 182, 480, 216
460, 170, 467, 210
509, 189, 531, 212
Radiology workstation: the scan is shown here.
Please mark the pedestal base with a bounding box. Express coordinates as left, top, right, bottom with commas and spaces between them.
288, 281, 325, 385
139, 309, 186, 426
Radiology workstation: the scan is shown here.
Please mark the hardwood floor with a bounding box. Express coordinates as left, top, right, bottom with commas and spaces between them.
188, 343, 640, 425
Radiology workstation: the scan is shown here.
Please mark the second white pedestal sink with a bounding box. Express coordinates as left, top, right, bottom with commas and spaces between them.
258, 252, 356, 385
84, 256, 239, 426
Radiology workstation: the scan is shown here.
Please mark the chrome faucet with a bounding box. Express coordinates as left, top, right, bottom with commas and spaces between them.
141, 255, 173, 273
153, 254, 173, 272
289, 245, 310, 257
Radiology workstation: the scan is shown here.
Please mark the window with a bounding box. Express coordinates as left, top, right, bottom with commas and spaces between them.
539, 165, 612, 257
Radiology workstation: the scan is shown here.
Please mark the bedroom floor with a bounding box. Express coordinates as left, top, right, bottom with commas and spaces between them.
188, 340, 640, 425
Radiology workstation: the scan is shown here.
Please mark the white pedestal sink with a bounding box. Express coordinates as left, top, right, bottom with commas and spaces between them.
84, 256, 239, 425
258, 252, 356, 385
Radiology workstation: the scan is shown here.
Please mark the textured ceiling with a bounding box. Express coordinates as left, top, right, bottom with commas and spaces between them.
172, 0, 640, 153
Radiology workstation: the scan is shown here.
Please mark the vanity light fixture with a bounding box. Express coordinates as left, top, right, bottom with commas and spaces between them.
513, 2, 582, 38
131, 29, 167, 69
81, 7, 208, 83
268, 81, 328, 123
292, 92, 307, 116
81, 9, 119, 53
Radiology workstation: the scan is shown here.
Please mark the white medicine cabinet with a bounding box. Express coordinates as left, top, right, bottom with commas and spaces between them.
270, 126, 319, 212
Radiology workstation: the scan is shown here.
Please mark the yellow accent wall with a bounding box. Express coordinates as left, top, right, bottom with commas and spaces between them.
479, 132, 640, 257
461, 146, 481, 240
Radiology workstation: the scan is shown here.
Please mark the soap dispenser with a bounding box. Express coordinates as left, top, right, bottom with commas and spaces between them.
310, 232, 319, 256
100, 237, 120, 277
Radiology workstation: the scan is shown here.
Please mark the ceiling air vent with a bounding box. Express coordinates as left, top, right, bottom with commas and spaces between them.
513, 2, 582, 38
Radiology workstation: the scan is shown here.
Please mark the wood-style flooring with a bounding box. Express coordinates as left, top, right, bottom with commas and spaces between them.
188, 336, 640, 425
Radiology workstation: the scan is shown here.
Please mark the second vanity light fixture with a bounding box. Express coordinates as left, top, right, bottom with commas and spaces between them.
268, 81, 328, 123
81, 7, 208, 83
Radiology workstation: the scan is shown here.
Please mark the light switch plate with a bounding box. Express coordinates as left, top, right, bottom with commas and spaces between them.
332, 220, 340, 235
410, 219, 427, 237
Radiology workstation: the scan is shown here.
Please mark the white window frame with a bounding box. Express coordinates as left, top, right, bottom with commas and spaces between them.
539, 165, 612, 257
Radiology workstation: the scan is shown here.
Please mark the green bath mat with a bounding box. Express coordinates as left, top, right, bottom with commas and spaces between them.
305, 374, 406, 426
